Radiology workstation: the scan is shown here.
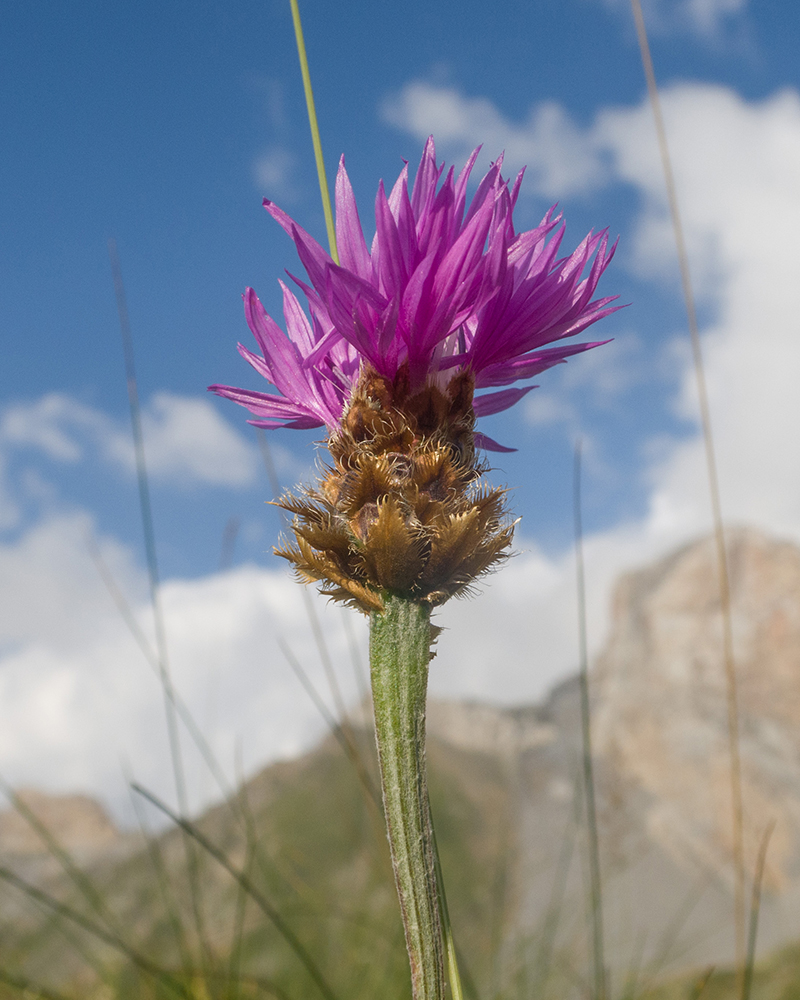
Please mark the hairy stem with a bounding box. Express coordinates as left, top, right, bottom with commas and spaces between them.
370, 595, 444, 1000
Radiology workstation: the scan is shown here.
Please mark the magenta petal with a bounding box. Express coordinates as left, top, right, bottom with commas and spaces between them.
335, 157, 371, 279
473, 432, 517, 453
217, 138, 619, 445
473, 385, 535, 417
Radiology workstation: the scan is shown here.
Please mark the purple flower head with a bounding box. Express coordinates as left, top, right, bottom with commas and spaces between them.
209, 137, 620, 450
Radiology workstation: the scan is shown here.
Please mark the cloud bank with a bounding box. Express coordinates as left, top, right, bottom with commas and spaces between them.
4, 77, 800, 821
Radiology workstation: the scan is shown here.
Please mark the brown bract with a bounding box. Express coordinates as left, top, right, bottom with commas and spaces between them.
275, 366, 516, 614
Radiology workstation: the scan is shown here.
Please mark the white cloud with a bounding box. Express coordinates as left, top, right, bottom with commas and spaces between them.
106, 393, 260, 488
379, 79, 800, 695
6, 79, 800, 826
525, 392, 576, 428
599, 0, 748, 39
0, 394, 110, 462
0, 392, 260, 490
381, 82, 606, 199
0, 454, 21, 530
0, 505, 652, 823
384, 78, 800, 535
596, 84, 800, 536
252, 146, 298, 199
0, 511, 362, 822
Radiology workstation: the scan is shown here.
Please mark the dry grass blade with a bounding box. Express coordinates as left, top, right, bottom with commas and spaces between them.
225, 834, 254, 1000
690, 966, 716, 1000
573, 442, 606, 1000
430, 817, 474, 1000
108, 239, 214, 979
107, 238, 187, 815
131, 783, 342, 1000
0, 865, 193, 999
627, 0, 746, 979
742, 820, 776, 1000
530, 776, 581, 995
341, 607, 370, 704
278, 638, 382, 813
0, 776, 124, 943
0, 967, 75, 1000
88, 532, 238, 810
260, 430, 383, 835
126, 776, 196, 983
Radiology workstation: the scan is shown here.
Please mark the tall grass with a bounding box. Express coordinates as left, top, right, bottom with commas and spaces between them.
628, 0, 747, 985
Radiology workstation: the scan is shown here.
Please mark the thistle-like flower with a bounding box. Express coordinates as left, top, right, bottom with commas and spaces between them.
210, 137, 619, 613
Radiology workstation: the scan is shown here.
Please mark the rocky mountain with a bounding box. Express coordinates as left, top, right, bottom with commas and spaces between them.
2, 526, 800, 999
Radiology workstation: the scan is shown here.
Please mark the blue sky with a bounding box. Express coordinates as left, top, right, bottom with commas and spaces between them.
3, 0, 800, 818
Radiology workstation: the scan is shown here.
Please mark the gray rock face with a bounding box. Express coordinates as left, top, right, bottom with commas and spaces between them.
0, 789, 120, 857
593, 526, 800, 894
424, 527, 800, 988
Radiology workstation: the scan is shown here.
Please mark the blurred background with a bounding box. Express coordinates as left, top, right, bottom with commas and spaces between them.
2, 0, 800, 824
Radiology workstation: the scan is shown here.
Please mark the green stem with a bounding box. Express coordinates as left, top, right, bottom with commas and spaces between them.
370, 595, 445, 1000
288, 0, 338, 264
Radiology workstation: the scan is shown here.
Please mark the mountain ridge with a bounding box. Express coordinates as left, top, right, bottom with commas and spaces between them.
3, 526, 800, 997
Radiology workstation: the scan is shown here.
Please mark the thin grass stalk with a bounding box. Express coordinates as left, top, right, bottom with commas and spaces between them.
278, 637, 382, 812
0, 778, 125, 941
531, 777, 581, 996
108, 240, 215, 983
0, 968, 75, 1000
288, 0, 337, 263
257, 431, 351, 729
430, 821, 471, 1000
131, 783, 342, 1000
127, 776, 196, 984
0, 865, 194, 1000
742, 820, 775, 1000
24, 895, 121, 997
225, 835, 254, 1000
220, 515, 241, 571
233, 764, 330, 939
94, 535, 341, 991
573, 442, 606, 1000
108, 239, 186, 814
341, 607, 370, 705
88, 532, 238, 810
689, 966, 716, 1000
635, 877, 709, 995
259, 432, 382, 827
627, 1, 746, 981
185, 969, 295, 1000
487, 782, 513, 999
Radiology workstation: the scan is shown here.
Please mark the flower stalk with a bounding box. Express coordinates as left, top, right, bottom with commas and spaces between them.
213, 134, 620, 1000
370, 595, 444, 1000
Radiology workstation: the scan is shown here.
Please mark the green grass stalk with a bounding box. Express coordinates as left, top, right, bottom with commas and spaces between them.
573, 442, 606, 1000
109, 241, 215, 982
0, 967, 75, 1000
0, 865, 194, 1000
108, 239, 188, 817
288, 0, 338, 264
132, 784, 342, 1000
627, 2, 746, 983
430, 821, 470, 1000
